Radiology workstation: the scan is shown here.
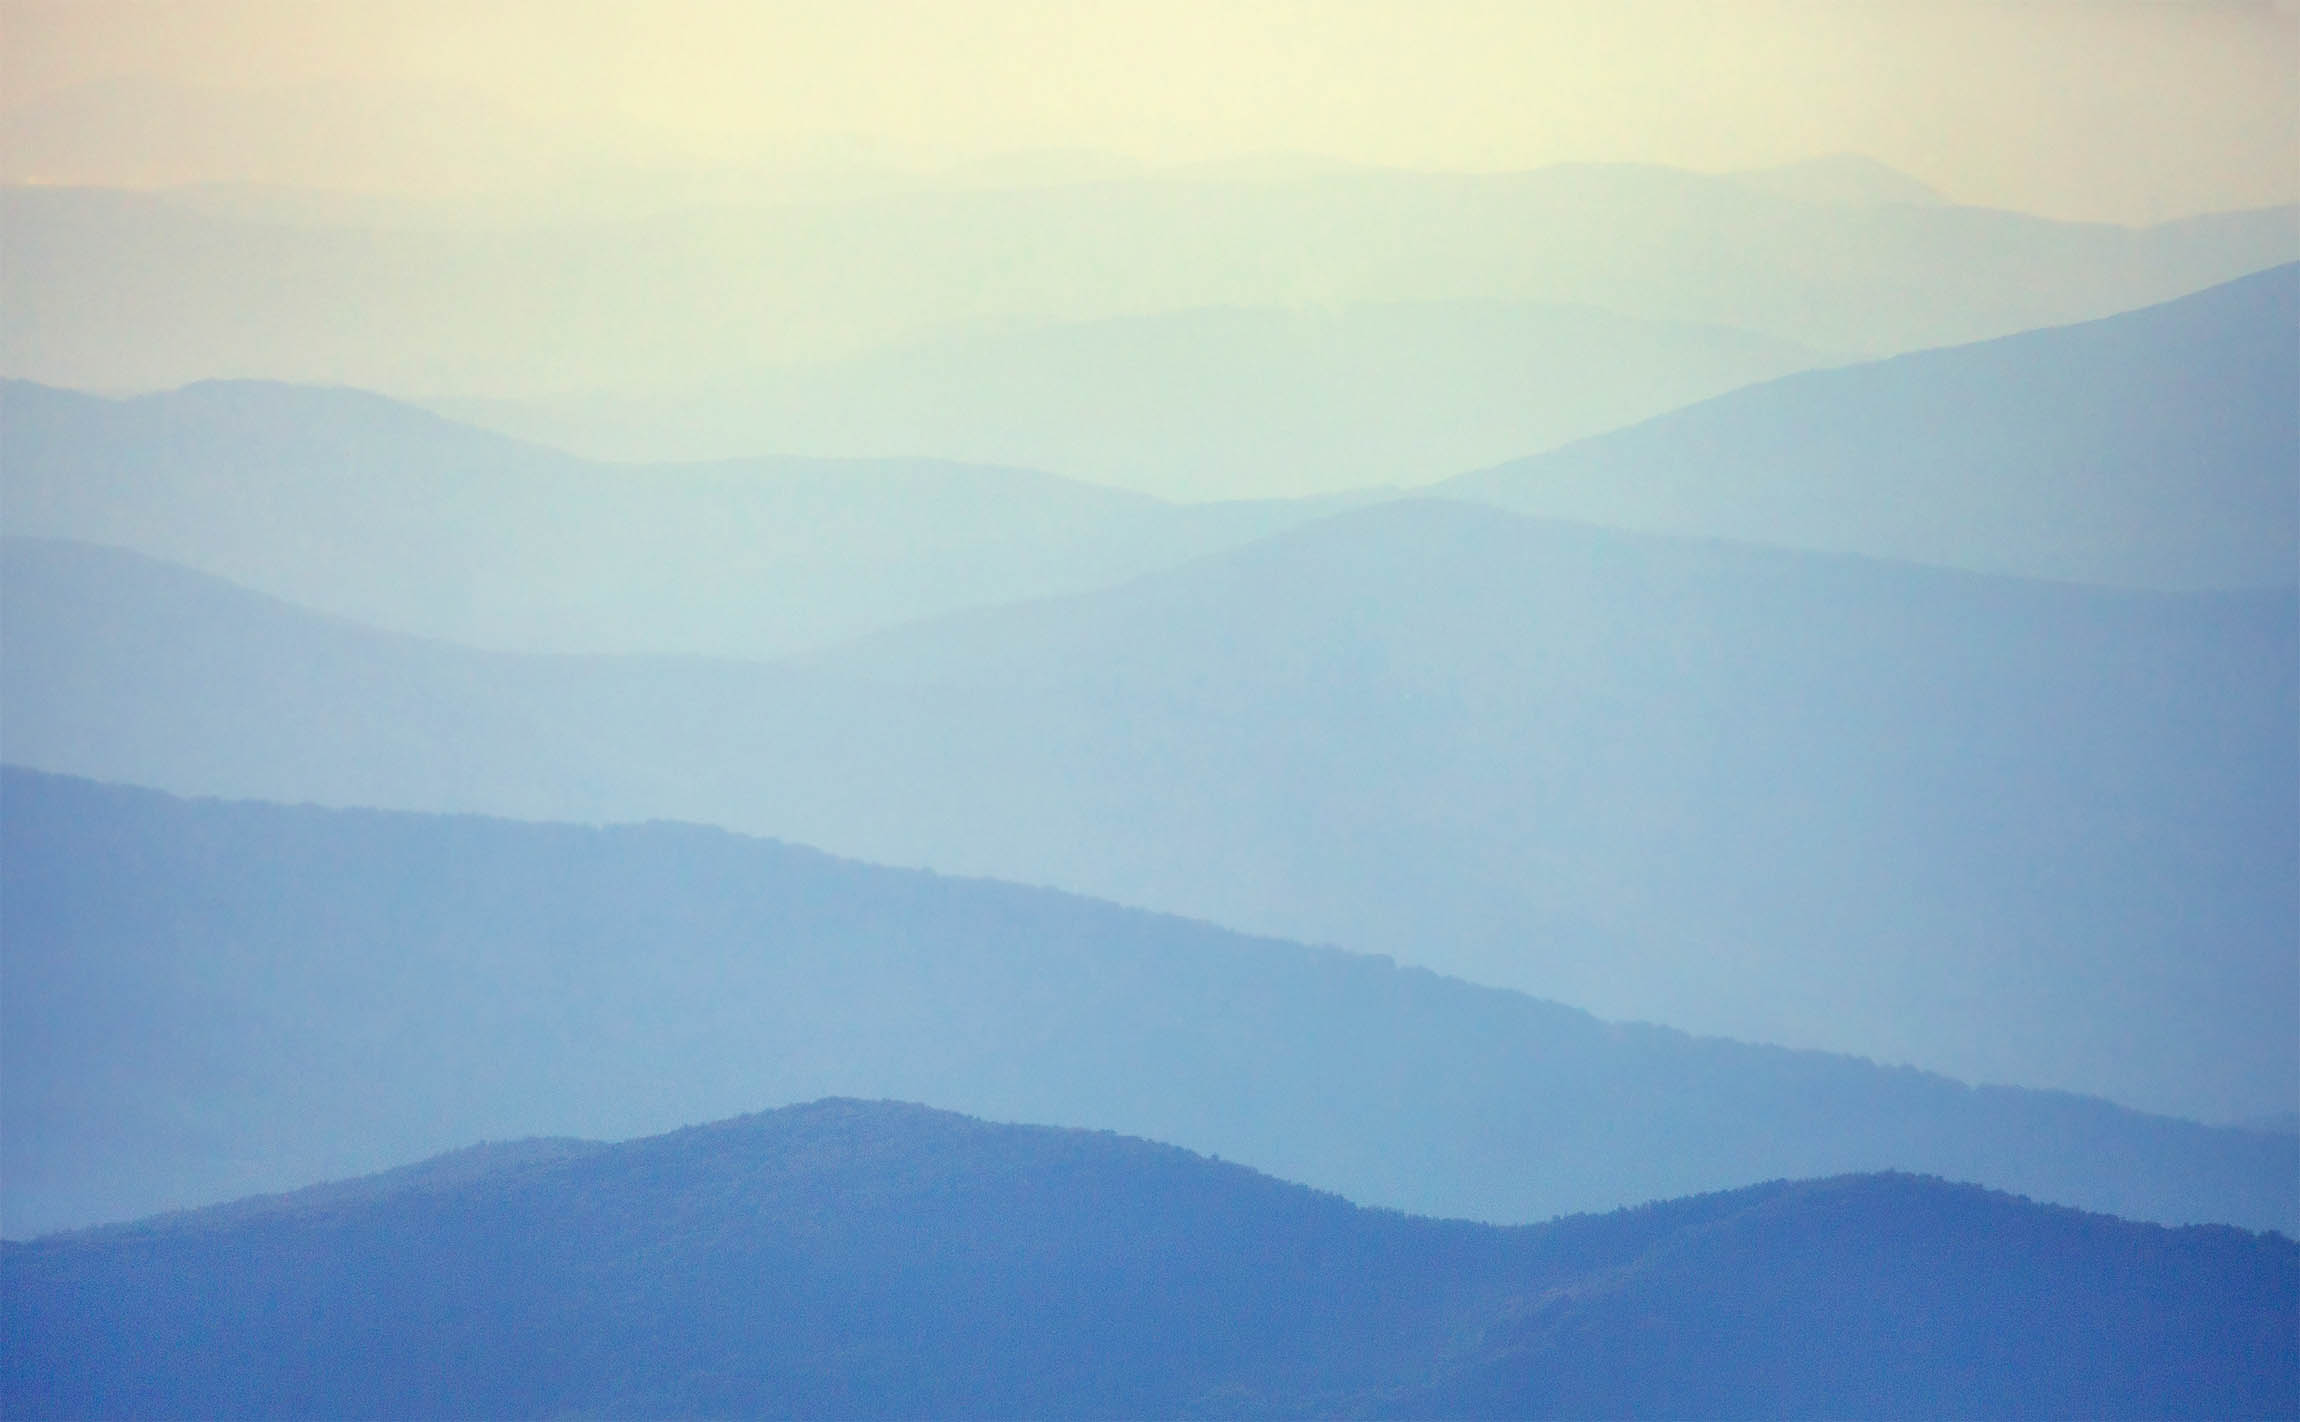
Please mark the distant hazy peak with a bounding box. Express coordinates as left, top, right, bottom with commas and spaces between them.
1730, 154, 1950, 209
0, 374, 1161, 505
0, 374, 552, 459
1438, 260, 2300, 591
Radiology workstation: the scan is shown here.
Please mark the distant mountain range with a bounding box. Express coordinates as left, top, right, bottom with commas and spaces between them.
1442, 262, 2300, 588
6, 767, 2292, 1242
6, 261, 2290, 673
428, 299, 1837, 499
5, 162, 2292, 422
0, 74, 1943, 214
1728, 152, 1950, 208
9, 65, 2290, 1419
0, 378, 1365, 658
6, 496, 2288, 1128
7, 1099, 2293, 1420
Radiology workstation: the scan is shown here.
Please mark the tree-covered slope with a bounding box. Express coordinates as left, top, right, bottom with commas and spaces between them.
6, 1100, 2293, 1420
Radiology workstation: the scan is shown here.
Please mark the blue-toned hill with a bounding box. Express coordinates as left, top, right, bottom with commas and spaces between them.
5, 1100, 2293, 1420
5, 768, 2292, 1240
0, 377, 1357, 659
6, 504, 2289, 1129
1442, 264, 2300, 588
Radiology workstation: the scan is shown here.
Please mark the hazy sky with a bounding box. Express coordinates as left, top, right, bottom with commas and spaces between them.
3, 2, 2295, 223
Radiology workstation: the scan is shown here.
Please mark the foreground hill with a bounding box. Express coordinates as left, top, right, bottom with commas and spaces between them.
5, 768, 2292, 1240
6, 1100, 2294, 1420
6, 508, 2289, 1128
0, 378, 1357, 659
1442, 264, 2300, 588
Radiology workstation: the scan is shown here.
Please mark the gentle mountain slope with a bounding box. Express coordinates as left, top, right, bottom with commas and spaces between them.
6, 514, 2288, 1127
1727, 153, 1950, 208
431, 301, 1834, 498
1410, 1170, 2299, 1421
6, 1100, 2294, 1420
0, 378, 1356, 658
1442, 263, 2300, 588
5, 767, 2293, 1241
4, 169, 2292, 400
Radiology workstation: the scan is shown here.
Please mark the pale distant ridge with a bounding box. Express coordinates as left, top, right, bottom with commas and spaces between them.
430, 300, 1836, 495
1442, 263, 2300, 589
1731, 153, 1949, 208
0, 377, 1359, 659
6, 167, 2293, 405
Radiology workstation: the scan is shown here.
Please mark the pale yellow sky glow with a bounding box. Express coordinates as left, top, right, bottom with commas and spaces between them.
2, 1, 2294, 222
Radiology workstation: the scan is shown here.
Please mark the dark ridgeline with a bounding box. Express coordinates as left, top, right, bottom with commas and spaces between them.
6, 1100, 2294, 1420
5, 767, 2293, 1243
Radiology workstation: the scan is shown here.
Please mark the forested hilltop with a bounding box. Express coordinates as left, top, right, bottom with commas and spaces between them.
8, 1100, 2293, 1420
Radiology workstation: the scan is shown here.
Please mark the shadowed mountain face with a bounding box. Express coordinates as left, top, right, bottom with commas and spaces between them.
1443, 263, 2300, 589
0, 378, 1362, 659
5, 502, 2290, 1128
5, 767, 2293, 1242
6, 1100, 2295, 1421
3, 166, 2293, 418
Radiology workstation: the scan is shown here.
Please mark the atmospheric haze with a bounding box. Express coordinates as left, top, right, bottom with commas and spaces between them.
1, 5, 2296, 1418
4, 2, 2295, 223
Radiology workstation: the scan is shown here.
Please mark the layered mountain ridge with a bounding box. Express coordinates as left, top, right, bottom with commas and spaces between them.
8, 164, 2293, 412
0, 377, 1366, 659
7, 39, 2294, 1415
1442, 262, 2300, 589
7, 500, 2288, 1125
7, 1099, 2293, 1420
6, 766, 2292, 1242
